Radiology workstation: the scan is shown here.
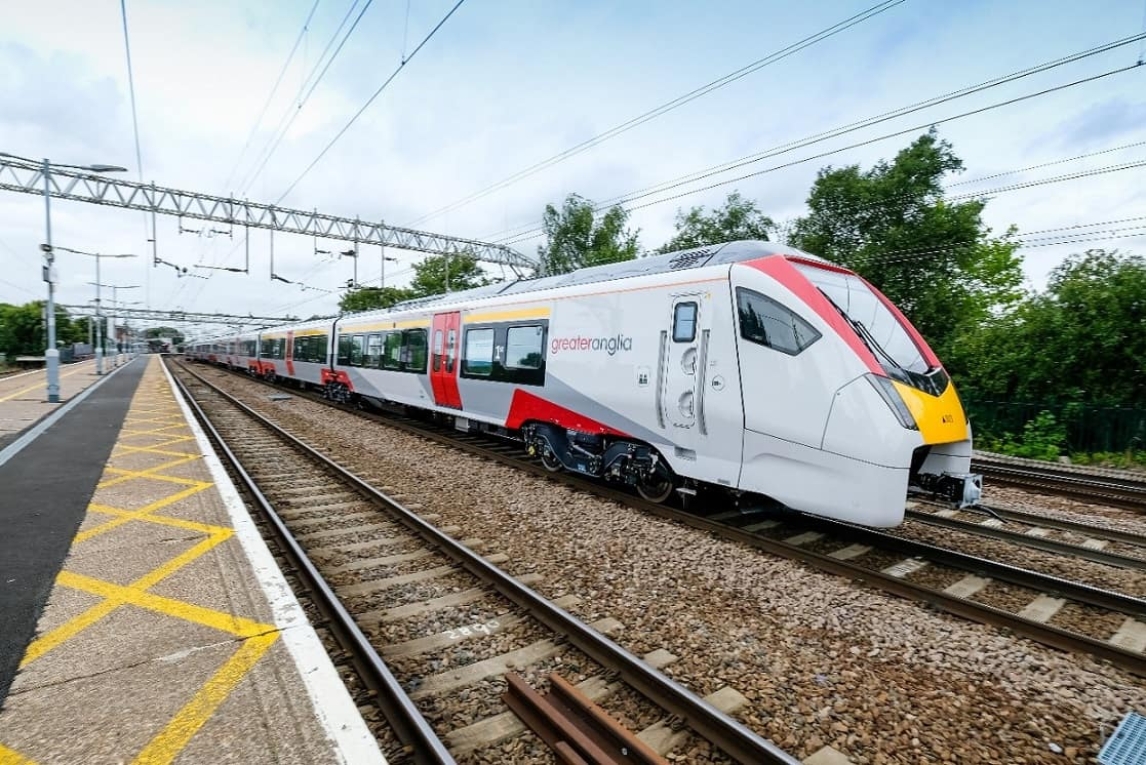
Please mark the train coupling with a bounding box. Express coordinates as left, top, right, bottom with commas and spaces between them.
916, 472, 983, 508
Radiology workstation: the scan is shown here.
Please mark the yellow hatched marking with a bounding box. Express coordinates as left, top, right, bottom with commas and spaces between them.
0, 743, 38, 764
17, 358, 280, 763
111, 444, 198, 459
73, 482, 214, 543
97, 454, 204, 488
87, 504, 224, 535
131, 632, 279, 765
55, 571, 269, 638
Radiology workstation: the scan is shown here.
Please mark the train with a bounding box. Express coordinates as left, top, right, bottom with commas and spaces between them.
188, 240, 981, 527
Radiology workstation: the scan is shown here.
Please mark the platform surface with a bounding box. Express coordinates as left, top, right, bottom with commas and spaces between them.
0, 356, 383, 764
0, 358, 119, 448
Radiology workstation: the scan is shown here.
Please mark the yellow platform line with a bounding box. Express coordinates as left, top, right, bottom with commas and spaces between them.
0, 365, 91, 403
131, 632, 280, 765
87, 504, 225, 536
0, 742, 38, 765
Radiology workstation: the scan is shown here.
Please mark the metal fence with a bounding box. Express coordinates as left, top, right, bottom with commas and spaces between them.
966, 400, 1146, 453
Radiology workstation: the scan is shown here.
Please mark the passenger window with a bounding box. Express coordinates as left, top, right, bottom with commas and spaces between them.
337, 335, 352, 365
432, 329, 443, 373
366, 333, 382, 368
383, 332, 402, 370
506, 325, 544, 369
350, 335, 365, 366
463, 328, 495, 376
446, 328, 457, 373
673, 302, 698, 342
736, 288, 820, 355
403, 329, 428, 372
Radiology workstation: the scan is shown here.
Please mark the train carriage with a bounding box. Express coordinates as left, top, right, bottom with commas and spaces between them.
193, 240, 980, 527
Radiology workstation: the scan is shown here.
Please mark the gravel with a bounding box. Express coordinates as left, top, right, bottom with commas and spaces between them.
199, 367, 1146, 764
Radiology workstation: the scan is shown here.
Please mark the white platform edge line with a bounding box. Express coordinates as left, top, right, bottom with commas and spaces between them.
0, 358, 132, 469
161, 359, 387, 765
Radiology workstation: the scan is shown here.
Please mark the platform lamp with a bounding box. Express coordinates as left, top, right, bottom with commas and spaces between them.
56, 248, 137, 375
0, 152, 127, 402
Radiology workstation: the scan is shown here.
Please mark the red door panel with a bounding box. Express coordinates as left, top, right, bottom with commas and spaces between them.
430, 312, 462, 409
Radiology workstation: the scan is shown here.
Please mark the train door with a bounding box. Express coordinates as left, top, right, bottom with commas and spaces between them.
430, 312, 462, 409
659, 294, 709, 454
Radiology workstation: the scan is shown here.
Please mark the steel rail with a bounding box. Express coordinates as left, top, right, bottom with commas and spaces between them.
172, 360, 801, 765
968, 504, 1146, 547
169, 362, 457, 764
974, 460, 1146, 511
186, 362, 1146, 677
801, 515, 1146, 618
903, 508, 1146, 571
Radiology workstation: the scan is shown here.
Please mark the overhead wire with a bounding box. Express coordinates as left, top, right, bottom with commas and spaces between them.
494, 61, 1146, 246
405, 0, 907, 226
236, 0, 375, 197
119, 0, 151, 305
274, 0, 469, 205
221, 0, 323, 193
483, 33, 1146, 243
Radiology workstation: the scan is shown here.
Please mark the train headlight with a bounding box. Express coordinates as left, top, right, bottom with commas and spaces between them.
865, 373, 919, 430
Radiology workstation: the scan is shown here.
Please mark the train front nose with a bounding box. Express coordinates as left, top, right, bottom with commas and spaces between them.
894, 378, 982, 507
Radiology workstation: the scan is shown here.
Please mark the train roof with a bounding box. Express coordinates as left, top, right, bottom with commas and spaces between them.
381, 240, 831, 314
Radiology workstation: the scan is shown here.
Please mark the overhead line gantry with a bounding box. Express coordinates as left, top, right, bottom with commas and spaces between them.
0, 155, 534, 272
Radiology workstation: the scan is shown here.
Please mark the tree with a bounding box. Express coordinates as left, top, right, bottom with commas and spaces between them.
956, 249, 1146, 407
789, 129, 1024, 361
658, 192, 774, 252
0, 301, 88, 358
338, 286, 416, 313
142, 326, 186, 345
408, 252, 491, 297
537, 194, 640, 276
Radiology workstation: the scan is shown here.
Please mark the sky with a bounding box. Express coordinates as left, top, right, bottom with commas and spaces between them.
1, 0, 1144, 340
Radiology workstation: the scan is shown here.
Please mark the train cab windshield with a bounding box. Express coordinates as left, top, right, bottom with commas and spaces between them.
793, 263, 949, 396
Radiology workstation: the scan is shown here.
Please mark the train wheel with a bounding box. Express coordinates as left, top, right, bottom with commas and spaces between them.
636, 466, 675, 504
540, 449, 563, 473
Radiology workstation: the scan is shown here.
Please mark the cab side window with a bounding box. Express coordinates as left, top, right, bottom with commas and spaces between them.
672, 302, 697, 342
736, 288, 820, 355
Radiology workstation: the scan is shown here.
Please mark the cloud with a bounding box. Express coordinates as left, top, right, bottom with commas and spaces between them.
1056, 98, 1146, 148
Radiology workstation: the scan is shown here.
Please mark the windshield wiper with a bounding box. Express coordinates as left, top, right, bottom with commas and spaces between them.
817, 289, 906, 373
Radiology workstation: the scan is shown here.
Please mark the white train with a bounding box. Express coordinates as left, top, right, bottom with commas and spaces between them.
189, 240, 981, 526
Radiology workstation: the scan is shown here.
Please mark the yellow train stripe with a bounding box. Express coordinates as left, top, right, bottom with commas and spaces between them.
131, 632, 280, 765
464, 306, 551, 324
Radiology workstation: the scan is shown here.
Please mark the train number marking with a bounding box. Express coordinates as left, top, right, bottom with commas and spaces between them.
446, 620, 500, 640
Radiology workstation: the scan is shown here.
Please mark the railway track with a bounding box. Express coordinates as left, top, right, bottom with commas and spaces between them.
182, 360, 1146, 679
972, 456, 1146, 511
169, 359, 798, 765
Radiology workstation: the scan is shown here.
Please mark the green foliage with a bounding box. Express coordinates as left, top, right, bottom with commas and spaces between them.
1070, 451, 1146, 470
658, 191, 774, 252
409, 252, 491, 297
789, 129, 1025, 362
537, 194, 639, 276
142, 326, 186, 345
955, 249, 1146, 407
0, 302, 89, 357
978, 410, 1067, 461
339, 286, 416, 313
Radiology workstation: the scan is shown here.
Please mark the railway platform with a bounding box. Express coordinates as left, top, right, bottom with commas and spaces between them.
0, 356, 383, 764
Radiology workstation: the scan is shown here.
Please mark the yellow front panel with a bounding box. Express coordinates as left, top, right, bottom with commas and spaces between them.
892, 379, 968, 445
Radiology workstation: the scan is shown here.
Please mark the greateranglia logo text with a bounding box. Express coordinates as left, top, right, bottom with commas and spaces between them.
550, 334, 633, 356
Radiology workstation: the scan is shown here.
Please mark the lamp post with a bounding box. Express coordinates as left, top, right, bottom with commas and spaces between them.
89, 283, 139, 368
57, 248, 136, 375
0, 152, 127, 402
